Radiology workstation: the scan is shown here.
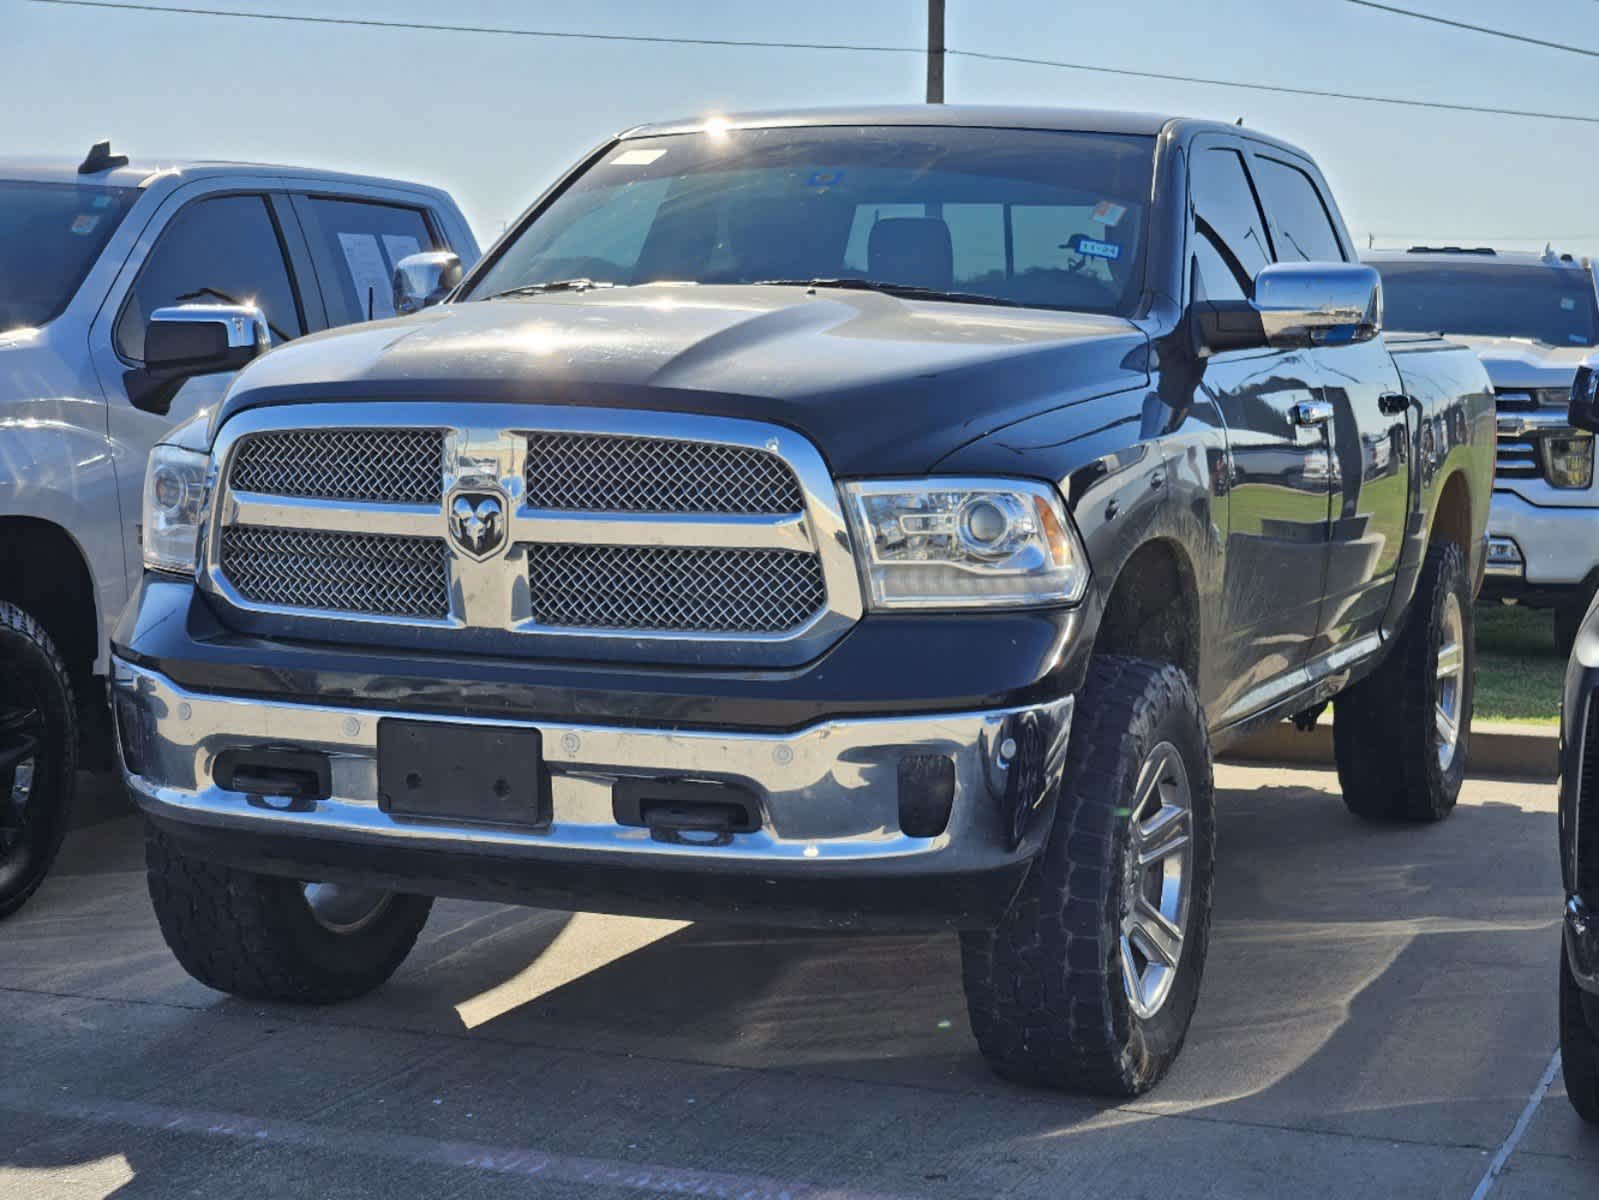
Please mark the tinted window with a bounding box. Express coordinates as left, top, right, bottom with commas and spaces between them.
1188, 147, 1271, 302
1373, 260, 1599, 347
470, 127, 1157, 316
1253, 157, 1346, 264
300, 196, 439, 325
116, 194, 302, 360
0, 180, 137, 331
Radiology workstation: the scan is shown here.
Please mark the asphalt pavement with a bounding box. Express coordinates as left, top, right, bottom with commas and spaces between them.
1, 763, 1592, 1199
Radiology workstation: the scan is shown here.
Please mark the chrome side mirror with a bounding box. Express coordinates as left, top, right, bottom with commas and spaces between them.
393, 251, 463, 315
126, 304, 270, 415
1196, 262, 1382, 356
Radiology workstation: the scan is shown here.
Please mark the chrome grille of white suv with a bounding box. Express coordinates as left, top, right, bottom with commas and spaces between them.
202, 404, 863, 667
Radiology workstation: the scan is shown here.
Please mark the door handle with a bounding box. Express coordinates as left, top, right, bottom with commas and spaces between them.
1378, 392, 1411, 415
1291, 399, 1335, 427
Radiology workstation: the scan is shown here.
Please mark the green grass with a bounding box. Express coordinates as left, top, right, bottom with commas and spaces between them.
1475, 604, 1564, 726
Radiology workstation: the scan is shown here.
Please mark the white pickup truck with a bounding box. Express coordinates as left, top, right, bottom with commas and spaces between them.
0, 143, 477, 916
1366, 246, 1599, 651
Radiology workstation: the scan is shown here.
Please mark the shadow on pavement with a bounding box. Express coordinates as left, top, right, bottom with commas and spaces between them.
0, 766, 1574, 1198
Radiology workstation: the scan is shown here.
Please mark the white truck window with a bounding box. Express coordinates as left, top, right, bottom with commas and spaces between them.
115, 194, 303, 361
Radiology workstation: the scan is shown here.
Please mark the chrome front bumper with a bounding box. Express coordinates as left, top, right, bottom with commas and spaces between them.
1487, 491, 1599, 586
112, 659, 1072, 881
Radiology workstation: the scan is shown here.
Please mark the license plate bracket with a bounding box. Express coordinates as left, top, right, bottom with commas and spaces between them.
378, 719, 546, 827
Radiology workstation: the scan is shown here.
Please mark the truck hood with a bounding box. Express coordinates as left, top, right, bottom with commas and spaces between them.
216, 284, 1150, 475
1453, 336, 1595, 391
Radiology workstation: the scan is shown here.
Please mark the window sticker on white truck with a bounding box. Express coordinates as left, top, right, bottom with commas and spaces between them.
381, 234, 422, 270
337, 231, 395, 320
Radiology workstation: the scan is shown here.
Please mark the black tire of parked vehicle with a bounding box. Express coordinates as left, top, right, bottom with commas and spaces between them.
145, 826, 433, 1003
1555, 591, 1593, 661
1561, 940, 1599, 1124
0, 602, 77, 921
1333, 541, 1472, 823
960, 656, 1216, 1096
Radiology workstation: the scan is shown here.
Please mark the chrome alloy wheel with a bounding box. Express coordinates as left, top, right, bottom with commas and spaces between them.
301, 882, 393, 934
1119, 742, 1195, 1021
1435, 592, 1466, 772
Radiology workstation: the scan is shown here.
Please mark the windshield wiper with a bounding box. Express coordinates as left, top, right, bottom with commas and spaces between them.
482, 278, 618, 300
753, 278, 1025, 308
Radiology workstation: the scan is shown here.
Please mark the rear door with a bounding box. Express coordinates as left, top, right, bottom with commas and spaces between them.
1188, 137, 1335, 726
289, 192, 449, 324
1247, 148, 1410, 664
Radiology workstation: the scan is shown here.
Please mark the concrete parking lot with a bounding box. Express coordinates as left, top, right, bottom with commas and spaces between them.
1, 762, 1592, 1199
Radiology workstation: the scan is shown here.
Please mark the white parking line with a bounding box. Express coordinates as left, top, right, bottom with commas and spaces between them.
1468, 1049, 1561, 1200
0, 1090, 917, 1200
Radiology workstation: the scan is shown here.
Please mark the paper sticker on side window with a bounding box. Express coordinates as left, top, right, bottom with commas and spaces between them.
1069, 234, 1122, 261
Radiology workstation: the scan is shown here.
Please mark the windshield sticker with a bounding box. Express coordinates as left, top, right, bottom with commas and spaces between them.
808, 170, 845, 190
91, 194, 113, 209
1091, 200, 1128, 227
1562, 297, 1577, 310
69, 214, 99, 235
611, 148, 667, 166
1069, 234, 1122, 261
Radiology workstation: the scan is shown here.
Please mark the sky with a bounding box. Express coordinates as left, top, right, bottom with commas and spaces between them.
10, 0, 1599, 258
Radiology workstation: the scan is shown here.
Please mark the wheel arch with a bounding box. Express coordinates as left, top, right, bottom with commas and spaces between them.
1089, 537, 1202, 687
0, 517, 101, 685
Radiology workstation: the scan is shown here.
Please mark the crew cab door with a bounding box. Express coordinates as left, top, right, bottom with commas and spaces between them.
287, 190, 457, 325
1246, 150, 1411, 663
1187, 138, 1335, 725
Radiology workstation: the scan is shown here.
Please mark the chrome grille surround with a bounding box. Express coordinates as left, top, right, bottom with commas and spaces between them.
201, 403, 862, 667
219, 527, 450, 618
229, 429, 444, 503
524, 433, 803, 513
529, 544, 826, 632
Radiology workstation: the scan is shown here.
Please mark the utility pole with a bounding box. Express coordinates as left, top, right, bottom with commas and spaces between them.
927, 0, 945, 103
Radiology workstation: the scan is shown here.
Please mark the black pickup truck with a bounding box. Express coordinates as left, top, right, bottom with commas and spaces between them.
111, 107, 1493, 1095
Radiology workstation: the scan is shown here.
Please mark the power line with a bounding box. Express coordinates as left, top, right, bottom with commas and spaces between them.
948, 47, 1599, 125
26, 0, 923, 55
29, 0, 1599, 127
1344, 1, 1599, 60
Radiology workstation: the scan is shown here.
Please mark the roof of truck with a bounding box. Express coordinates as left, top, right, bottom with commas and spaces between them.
0, 152, 446, 197
620, 105, 1306, 153
1364, 247, 1591, 270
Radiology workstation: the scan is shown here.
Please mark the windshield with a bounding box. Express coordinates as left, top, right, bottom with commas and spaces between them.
1373, 259, 1599, 347
0, 179, 137, 331
468, 126, 1155, 315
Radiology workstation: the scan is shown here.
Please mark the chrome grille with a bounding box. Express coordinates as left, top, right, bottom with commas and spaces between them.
523, 433, 804, 514
230, 429, 444, 503
219, 527, 450, 618
528, 544, 826, 632
1496, 433, 1542, 479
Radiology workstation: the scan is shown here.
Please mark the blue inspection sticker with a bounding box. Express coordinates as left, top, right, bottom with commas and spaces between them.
1070, 234, 1121, 261
808, 170, 845, 189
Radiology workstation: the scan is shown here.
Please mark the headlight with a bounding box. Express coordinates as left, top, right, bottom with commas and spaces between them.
1545, 433, 1595, 490
141, 444, 209, 575
842, 478, 1089, 609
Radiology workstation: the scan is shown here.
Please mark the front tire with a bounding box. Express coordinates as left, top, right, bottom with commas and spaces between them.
961, 657, 1216, 1096
146, 826, 432, 1003
1561, 939, 1599, 1124
0, 601, 77, 920
1333, 542, 1472, 823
